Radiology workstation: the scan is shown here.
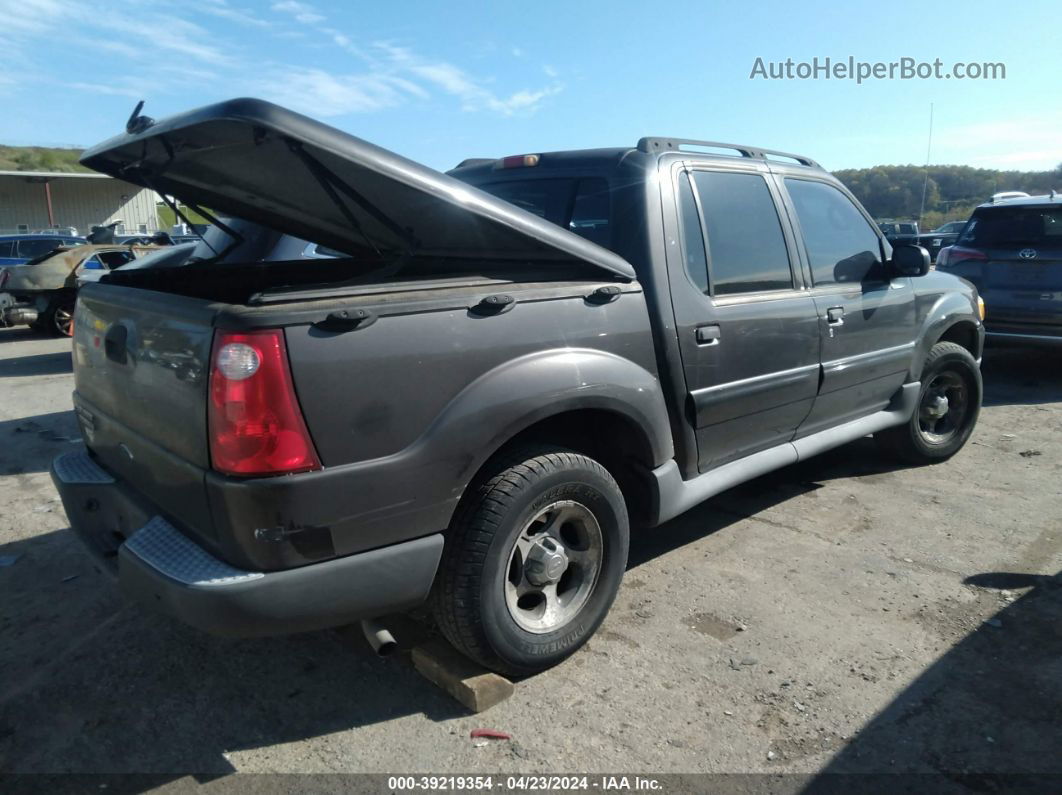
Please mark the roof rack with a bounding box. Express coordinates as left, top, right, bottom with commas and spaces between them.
636, 137, 820, 169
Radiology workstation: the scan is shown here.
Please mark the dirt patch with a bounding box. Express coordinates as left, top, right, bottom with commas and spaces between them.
684, 612, 741, 641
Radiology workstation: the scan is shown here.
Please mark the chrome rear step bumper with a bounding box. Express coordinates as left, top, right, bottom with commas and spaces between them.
51, 450, 444, 637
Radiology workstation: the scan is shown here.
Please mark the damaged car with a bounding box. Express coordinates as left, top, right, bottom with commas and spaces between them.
0, 243, 161, 336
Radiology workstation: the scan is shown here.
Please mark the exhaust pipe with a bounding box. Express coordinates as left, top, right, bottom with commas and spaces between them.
360, 618, 398, 656
2, 306, 38, 326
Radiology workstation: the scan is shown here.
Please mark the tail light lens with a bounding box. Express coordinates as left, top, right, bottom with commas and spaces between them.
937, 245, 987, 269
208, 329, 321, 476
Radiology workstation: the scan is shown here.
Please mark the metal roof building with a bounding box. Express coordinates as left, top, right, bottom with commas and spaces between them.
0, 170, 158, 237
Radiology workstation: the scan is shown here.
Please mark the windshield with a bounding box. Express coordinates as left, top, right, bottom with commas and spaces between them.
959, 207, 1062, 247
473, 177, 611, 248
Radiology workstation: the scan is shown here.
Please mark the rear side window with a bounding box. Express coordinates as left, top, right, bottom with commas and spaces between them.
786, 179, 883, 285
959, 207, 1062, 247
684, 170, 793, 296
16, 238, 63, 258
0, 241, 13, 257
477, 177, 611, 247
568, 179, 610, 247
97, 250, 137, 269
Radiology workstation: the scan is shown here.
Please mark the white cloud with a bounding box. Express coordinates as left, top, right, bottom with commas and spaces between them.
271, 0, 324, 24
381, 42, 562, 116
117, 16, 234, 65
935, 116, 1062, 171
258, 68, 420, 116
0, 0, 563, 122
0, 0, 234, 66
0, 0, 75, 33
200, 0, 270, 28
64, 81, 147, 99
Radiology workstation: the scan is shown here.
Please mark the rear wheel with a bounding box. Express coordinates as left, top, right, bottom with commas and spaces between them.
41, 299, 75, 337
875, 341, 981, 464
431, 447, 629, 676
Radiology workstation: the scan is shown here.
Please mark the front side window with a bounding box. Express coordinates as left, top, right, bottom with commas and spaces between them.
687, 170, 793, 296
786, 179, 883, 285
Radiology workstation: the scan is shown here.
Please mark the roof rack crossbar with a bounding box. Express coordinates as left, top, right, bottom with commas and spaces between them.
636, 137, 820, 169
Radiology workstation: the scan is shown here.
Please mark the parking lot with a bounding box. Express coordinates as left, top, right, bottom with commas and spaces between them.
0, 326, 1058, 782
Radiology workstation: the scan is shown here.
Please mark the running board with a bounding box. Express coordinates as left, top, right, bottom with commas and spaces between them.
650, 382, 920, 526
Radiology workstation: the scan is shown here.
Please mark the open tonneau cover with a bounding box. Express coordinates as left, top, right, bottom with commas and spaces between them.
79, 98, 635, 280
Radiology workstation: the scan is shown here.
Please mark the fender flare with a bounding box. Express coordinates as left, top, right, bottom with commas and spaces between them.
909, 291, 982, 380
420, 348, 674, 489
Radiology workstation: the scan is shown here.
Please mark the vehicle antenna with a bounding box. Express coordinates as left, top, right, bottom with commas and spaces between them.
918, 102, 934, 224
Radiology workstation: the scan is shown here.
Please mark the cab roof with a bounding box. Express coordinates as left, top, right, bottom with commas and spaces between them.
449, 137, 824, 177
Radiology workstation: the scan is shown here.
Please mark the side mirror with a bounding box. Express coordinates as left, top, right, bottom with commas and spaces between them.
890, 244, 930, 277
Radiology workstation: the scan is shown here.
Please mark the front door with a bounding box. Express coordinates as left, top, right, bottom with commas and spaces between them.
668, 165, 821, 472
782, 177, 917, 435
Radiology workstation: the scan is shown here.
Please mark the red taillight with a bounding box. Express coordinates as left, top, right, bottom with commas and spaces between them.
208, 329, 321, 476
937, 245, 987, 268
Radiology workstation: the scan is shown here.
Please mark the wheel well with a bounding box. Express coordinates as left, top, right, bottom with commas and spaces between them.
937, 321, 979, 357
465, 409, 657, 528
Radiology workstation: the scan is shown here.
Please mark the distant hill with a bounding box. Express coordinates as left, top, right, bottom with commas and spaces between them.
0, 144, 91, 173
833, 164, 1062, 228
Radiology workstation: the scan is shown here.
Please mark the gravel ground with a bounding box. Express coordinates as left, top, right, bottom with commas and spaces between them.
0, 325, 1059, 786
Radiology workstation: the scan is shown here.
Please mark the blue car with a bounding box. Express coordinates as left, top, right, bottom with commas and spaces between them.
0, 234, 87, 267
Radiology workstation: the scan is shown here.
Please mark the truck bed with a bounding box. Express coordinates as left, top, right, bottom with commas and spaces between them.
72, 270, 660, 571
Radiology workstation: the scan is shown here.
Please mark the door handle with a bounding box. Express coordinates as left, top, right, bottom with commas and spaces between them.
104, 324, 128, 364
825, 306, 845, 326
695, 324, 721, 345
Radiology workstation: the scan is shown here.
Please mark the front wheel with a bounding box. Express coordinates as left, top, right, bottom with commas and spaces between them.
431, 447, 629, 676
875, 341, 982, 464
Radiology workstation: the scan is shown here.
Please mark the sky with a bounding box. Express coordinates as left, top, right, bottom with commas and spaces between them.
1, 0, 1058, 173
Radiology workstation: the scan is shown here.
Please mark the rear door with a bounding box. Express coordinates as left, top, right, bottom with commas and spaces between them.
967, 205, 1062, 328
666, 163, 820, 472
782, 177, 917, 434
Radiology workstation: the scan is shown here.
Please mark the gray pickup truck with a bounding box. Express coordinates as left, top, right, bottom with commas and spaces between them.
52, 99, 985, 675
